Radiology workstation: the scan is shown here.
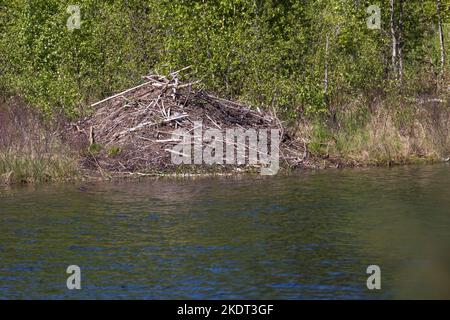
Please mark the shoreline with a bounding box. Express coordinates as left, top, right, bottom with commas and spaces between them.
2, 80, 449, 186
2, 155, 448, 186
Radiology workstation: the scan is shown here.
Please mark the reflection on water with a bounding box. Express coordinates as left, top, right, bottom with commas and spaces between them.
1, 164, 450, 299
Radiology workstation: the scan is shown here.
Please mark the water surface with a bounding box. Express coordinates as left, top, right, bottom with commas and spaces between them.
1, 165, 450, 299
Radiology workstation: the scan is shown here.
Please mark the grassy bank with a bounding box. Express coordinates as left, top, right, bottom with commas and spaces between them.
0, 96, 79, 184
0, 151, 79, 184
1, 90, 449, 185
299, 96, 450, 168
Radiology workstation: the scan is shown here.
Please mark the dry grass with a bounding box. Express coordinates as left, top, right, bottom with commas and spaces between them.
0, 96, 80, 184
297, 95, 450, 167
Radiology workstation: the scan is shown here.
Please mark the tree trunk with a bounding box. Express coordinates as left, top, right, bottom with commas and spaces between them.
398, 0, 404, 82
437, 0, 446, 74
324, 33, 330, 104
390, 0, 398, 80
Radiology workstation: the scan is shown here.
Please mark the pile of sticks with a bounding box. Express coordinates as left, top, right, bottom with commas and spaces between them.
71, 68, 302, 173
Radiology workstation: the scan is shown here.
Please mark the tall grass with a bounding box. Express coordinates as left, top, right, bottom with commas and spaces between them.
0, 96, 79, 184
0, 151, 78, 184
302, 95, 450, 166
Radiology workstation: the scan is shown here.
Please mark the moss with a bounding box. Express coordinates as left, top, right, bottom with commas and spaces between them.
108, 146, 122, 157
88, 143, 103, 154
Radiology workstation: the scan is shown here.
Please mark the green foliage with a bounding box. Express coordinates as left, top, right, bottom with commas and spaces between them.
309, 122, 333, 156
88, 143, 102, 154
0, 0, 160, 118
108, 146, 121, 157
0, 0, 448, 120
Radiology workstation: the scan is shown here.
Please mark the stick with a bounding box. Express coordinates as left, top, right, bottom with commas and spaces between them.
90, 81, 154, 108
117, 121, 156, 136
165, 149, 190, 157
206, 114, 221, 130
164, 114, 188, 123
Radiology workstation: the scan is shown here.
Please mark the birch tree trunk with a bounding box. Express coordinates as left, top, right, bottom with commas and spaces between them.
398, 0, 404, 83
437, 0, 446, 74
324, 33, 330, 104
390, 0, 398, 80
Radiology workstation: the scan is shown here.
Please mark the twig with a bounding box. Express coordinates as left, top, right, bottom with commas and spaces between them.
90, 81, 154, 108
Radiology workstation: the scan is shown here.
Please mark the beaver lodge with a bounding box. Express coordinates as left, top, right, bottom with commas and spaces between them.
66, 69, 307, 177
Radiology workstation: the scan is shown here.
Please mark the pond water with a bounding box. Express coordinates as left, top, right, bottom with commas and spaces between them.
1, 164, 450, 299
